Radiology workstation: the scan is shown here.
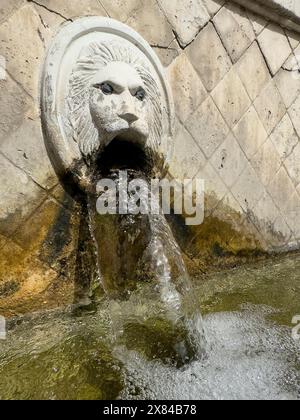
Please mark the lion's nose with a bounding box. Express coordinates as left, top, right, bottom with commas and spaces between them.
118, 112, 139, 124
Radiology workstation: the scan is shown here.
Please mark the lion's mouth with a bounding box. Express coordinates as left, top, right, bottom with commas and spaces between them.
96, 135, 150, 176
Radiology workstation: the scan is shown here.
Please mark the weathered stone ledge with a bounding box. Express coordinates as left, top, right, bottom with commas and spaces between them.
233, 0, 300, 33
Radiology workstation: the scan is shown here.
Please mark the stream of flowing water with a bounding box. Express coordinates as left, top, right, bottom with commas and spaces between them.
86, 170, 206, 364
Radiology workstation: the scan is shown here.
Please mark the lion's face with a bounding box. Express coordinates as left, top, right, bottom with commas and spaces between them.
89, 62, 150, 151
68, 42, 163, 161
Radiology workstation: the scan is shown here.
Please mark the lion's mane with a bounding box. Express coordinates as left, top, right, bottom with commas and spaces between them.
66, 41, 163, 161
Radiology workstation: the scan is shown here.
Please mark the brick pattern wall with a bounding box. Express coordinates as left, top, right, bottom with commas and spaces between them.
165, 0, 300, 251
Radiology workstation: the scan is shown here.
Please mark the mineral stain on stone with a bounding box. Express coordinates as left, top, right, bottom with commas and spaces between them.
0, 280, 20, 298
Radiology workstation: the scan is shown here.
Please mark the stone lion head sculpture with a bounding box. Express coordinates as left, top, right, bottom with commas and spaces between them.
42, 18, 174, 191
67, 41, 163, 165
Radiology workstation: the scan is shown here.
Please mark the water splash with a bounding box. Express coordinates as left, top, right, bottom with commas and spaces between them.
147, 214, 206, 360
120, 305, 300, 400
86, 170, 206, 363
87, 198, 103, 295
1, 255, 300, 399
150, 237, 182, 315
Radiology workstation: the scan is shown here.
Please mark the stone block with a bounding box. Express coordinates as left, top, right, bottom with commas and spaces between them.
218, 191, 244, 216
100, 0, 139, 22
32, 0, 107, 19
236, 42, 271, 101
233, 107, 268, 159
212, 192, 248, 243
286, 29, 300, 50
284, 142, 300, 186
0, 117, 57, 190
153, 40, 180, 67
13, 198, 63, 251
231, 163, 266, 213
0, 75, 31, 142
284, 191, 300, 239
186, 22, 231, 92
254, 191, 280, 225
0, 154, 46, 236
213, 4, 255, 63
274, 65, 300, 109
168, 53, 207, 124
211, 68, 251, 128
247, 10, 267, 36
168, 120, 206, 180
258, 23, 292, 75
31, 3, 66, 46
202, 0, 225, 17
288, 94, 300, 137
126, 0, 174, 47
158, 0, 209, 47
13, 198, 79, 277
50, 185, 76, 211
197, 161, 228, 212
272, 214, 293, 246
186, 96, 229, 159
0, 0, 24, 25
279, 50, 299, 71
0, 4, 45, 99
210, 133, 248, 188
254, 81, 286, 135
251, 138, 282, 187
271, 114, 299, 161
0, 236, 57, 315
247, 190, 281, 250
268, 166, 296, 211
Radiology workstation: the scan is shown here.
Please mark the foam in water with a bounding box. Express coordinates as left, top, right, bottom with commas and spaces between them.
120, 305, 300, 400
0, 300, 299, 399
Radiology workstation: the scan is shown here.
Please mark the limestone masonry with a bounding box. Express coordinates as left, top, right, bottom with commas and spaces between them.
1, 0, 300, 314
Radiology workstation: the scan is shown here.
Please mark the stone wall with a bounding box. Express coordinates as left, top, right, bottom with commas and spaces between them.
1, 0, 300, 314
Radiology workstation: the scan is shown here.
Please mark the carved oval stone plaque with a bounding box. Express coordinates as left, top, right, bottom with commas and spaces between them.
41, 17, 174, 190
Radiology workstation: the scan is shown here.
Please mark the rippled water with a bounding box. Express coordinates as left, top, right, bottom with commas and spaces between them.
0, 253, 299, 400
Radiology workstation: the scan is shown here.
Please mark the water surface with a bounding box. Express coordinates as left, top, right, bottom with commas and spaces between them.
0, 253, 299, 400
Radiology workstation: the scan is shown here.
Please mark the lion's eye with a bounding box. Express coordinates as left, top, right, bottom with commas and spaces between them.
99, 83, 114, 95
135, 88, 146, 101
